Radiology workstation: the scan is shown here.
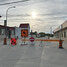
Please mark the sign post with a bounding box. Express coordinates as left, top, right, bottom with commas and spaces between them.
21, 29, 28, 45
29, 37, 35, 45
39, 40, 43, 47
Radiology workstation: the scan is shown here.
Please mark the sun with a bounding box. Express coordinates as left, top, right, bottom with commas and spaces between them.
32, 12, 37, 18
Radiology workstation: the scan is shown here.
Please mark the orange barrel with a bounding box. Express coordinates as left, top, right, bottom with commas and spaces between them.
4, 38, 7, 45
59, 40, 63, 49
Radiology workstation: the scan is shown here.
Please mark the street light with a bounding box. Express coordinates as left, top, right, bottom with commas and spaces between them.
5, 6, 15, 26
4, 6, 15, 45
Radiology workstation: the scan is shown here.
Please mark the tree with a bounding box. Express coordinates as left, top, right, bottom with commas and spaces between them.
30, 31, 37, 37
39, 32, 45, 37
45, 33, 53, 37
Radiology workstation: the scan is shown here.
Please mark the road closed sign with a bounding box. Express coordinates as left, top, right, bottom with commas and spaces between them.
11, 38, 16, 45
21, 29, 28, 37
29, 37, 35, 42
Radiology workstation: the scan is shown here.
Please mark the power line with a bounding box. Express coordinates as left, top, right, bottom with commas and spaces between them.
0, 0, 29, 6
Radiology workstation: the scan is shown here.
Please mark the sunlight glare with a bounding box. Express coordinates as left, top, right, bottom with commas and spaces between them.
32, 12, 37, 18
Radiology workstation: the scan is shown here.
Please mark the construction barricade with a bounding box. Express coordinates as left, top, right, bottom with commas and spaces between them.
21, 38, 64, 49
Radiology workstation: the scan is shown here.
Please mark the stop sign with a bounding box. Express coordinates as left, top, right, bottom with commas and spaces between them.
29, 37, 35, 42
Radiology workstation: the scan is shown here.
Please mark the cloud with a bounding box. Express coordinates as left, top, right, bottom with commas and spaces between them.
0, 0, 67, 33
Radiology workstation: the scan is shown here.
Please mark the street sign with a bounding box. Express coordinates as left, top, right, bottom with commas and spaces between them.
21, 29, 28, 37
11, 38, 16, 45
29, 37, 35, 42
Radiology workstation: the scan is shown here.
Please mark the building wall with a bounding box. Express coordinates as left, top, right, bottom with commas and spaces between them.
54, 28, 67, 40
0, 26, 6, 39
0, 24, 30, 39
15, 27, 21, 38
0, 26, 15, 39
54, 20, 67, 40
11, 30, 15, 38
54, 21, 67, 32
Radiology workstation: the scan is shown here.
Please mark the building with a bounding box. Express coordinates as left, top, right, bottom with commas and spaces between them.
0, 23, 30, 39
30, 30, 37, 37
8, 27, 15, 38
19, 23, 30, 35
0, 25, 15, 39
54, 20, 67, 40
15, 23, 30, 38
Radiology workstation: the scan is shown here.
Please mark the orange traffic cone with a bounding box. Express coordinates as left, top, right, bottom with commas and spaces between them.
4, 38, 7, 45
59, 40, 63, 49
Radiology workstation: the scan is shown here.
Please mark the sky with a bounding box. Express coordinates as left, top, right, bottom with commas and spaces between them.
0, 0, 67, 33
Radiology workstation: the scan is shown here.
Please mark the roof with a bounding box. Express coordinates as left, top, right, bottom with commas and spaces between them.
8, 27, 15, 30
0, 25, 8, 28
19, 23, 29, 28
54, 20, 67, 33
0, 25, 15, 30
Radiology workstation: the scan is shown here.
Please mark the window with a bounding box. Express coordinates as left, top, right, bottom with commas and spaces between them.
62, 32, 63, 37
64, 31, 66, 38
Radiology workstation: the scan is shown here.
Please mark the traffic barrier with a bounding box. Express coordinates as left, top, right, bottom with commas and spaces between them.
35, 39, 59, 42
21, 38, 28, 45
21, 39, 60, 42
21, 39, 64, 49
21, 39, 29, 41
